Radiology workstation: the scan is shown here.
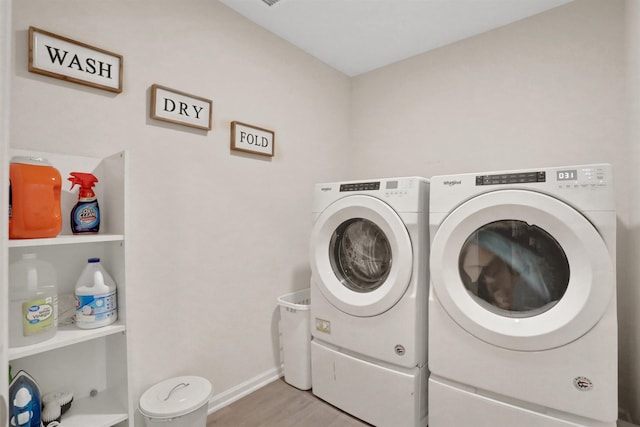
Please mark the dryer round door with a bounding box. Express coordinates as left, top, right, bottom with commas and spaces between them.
310, 195, 413, 317
430, 189, 614, 351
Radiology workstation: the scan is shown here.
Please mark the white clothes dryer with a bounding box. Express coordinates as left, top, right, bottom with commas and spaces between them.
309, 177, 429, 427
428, 164, 617, 427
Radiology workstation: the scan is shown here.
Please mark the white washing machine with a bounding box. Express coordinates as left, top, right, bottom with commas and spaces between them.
428, 164, 617, 426
309, 177, 429, 427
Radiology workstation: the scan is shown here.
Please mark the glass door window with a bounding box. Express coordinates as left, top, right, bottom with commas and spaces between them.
459, 220, 570, 317
329, 218, 392, 293
310, 195, 413, 317
429, 189, 614, 350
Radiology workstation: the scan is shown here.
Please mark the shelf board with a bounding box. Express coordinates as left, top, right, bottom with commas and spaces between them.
8, 233, 124, 248
9, 322, 126, 360
55, 388, 129, 427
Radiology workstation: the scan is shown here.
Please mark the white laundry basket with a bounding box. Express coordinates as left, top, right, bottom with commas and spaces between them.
139, 376, 213, 427
277, 289, 311, 390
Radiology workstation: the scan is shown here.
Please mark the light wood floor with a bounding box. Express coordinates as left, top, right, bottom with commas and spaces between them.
207, 378, 371, 427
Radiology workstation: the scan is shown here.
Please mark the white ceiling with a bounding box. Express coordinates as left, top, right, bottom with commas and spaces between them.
218, 0, 573, 76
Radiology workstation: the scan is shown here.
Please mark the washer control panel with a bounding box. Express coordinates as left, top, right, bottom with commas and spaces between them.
338, 179, 418, 198
314, 177, 428, 214
340, 181, 380, 192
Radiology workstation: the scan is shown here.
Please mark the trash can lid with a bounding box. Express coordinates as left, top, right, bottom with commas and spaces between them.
139, 376, 213, 419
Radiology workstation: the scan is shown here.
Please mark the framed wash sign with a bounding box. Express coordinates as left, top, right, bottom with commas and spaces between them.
150, 84, 213, 131
231, 121, 275, 157
28, 26, 123, 93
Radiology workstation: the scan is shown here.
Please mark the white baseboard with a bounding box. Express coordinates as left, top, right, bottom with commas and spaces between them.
207, 366, 284, 414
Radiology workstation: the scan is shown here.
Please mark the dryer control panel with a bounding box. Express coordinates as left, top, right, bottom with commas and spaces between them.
553, 166, 607, 186
476, 171, 546, 186
430, 164, 613, 215
475, 165, 609, 189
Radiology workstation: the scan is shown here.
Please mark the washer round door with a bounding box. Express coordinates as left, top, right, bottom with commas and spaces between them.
310, 195, 413, 317
430, 189, 614, 351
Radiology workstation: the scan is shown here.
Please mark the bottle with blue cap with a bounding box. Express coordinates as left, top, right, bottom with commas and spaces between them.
74, 258, 117, 329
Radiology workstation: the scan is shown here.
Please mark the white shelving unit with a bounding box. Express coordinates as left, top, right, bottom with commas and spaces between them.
3, 149, 132, 427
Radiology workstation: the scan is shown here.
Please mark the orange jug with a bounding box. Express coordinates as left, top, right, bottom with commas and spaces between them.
9, 156, 62, 239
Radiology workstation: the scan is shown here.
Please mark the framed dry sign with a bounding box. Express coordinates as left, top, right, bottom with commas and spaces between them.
150, 84, 213, 131
28, 26, 123, 93
231, 121, 275, 157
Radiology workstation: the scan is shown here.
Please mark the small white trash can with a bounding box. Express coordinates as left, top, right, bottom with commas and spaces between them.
277, 288, 311, 390
139, 376, 213, 427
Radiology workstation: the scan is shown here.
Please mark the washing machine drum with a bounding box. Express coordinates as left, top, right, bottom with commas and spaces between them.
330, 218, 392, 291
310, 195, 413, 317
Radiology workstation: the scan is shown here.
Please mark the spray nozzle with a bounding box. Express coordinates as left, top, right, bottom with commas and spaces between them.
68, 172, 99, 191
68, 172, 99, 200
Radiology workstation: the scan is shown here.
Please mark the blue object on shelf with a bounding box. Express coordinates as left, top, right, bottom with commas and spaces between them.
9, 370, 42, 427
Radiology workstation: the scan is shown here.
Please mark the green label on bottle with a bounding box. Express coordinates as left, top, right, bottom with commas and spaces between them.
22, 297, 55, 336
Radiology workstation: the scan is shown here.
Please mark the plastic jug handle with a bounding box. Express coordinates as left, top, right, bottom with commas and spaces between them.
164, 383, 189, 401
27, 267, 37, 292
93, 270, 105, 287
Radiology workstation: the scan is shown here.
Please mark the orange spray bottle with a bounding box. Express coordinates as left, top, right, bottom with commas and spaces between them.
68, 172, 100, 234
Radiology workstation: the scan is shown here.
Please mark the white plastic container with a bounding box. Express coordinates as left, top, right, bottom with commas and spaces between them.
74, 258, 117, 329
139, 376, 213, 427
277, 288, 311, 390
9, 253, 58, 347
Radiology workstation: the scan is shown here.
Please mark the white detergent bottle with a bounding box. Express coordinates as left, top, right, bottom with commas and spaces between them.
9, 253, 58, 347
74, 258, 117, 329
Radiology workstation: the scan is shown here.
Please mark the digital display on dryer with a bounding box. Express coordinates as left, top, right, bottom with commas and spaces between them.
556, 170, 578, 181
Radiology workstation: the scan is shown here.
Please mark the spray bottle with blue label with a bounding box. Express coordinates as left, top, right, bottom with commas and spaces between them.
68, 172, 100, 234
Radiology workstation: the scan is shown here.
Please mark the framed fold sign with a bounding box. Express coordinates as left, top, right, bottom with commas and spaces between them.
28, 26, 123, 93
231, 121, 275, 157
150, 84, 213, 131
